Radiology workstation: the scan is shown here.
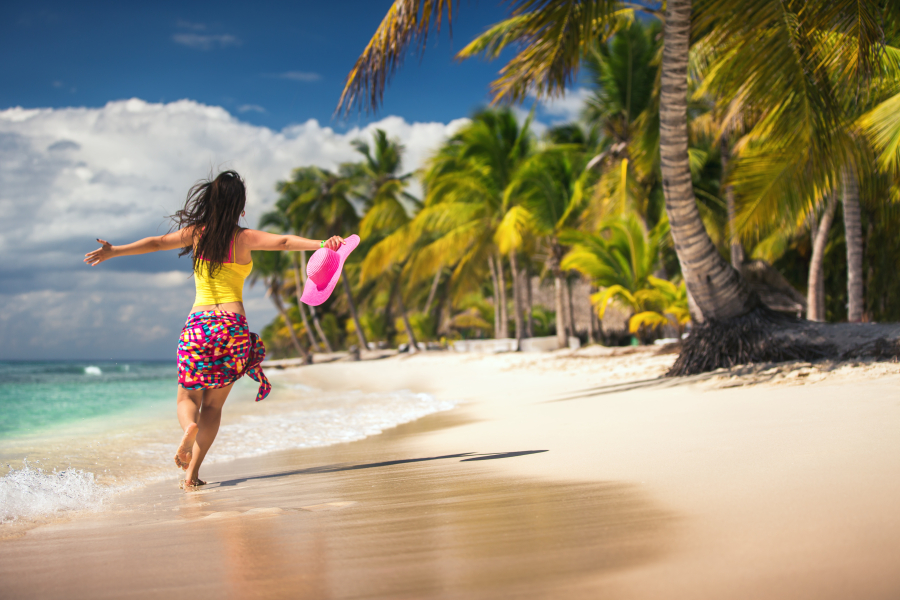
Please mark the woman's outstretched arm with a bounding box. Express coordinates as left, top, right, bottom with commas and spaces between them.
84, 226, 195, 266
240, 229, 345, 252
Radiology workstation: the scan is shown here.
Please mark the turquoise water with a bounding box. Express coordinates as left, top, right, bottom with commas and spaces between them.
0, 361, 177, 439
0, 361, 456, 525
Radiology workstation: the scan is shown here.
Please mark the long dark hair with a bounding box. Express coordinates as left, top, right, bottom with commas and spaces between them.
172, 170, 246, 278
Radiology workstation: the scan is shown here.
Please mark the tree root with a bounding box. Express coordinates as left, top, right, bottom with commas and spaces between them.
667, 307, 834, 377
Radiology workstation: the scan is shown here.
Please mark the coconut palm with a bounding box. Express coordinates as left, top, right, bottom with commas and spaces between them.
415, 107, 534, 342
282, 166, 369, 350
335, 0, 755, 365
248, 250, 311, 363
349, 129, 425, 347
698, 15, 900, 323
501, 146, 591, 347
258, 199, 333, 352
561, 213, 674, 336
339, 0, 899, 372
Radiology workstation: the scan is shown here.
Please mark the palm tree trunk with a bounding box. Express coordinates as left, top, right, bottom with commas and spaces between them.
397, 290, 419, 353
566, 277, 576, 339
525, 261, 534, 338
842, 167, 864, 322
808, 195, 837, 322
496, 253, 509, 338
488, 255, 502, 339
553, 270, 567, 349
298, 251, 333, 352
342, 270, 369, 350
383, 271, 401, 341
660, 0, 757, 321
586, 282, 595, 343
720, 138, 744, 269
291, 254, 327, 351
423, 267, 442, 316
509, 251, 524, 347
271, 290, 310, 362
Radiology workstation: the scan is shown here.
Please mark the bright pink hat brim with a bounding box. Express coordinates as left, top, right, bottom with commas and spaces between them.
300, 234, 360, 306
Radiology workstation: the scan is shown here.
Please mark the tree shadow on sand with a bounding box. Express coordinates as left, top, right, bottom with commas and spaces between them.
215, 450, 549, 487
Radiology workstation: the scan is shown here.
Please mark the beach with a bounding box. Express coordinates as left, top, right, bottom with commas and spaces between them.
2, 349, 900, 599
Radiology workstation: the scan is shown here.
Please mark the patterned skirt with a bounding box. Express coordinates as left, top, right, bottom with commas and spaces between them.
177, 310, 271, 402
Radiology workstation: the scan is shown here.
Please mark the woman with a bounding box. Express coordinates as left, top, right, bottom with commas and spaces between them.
84, 170, 344, 489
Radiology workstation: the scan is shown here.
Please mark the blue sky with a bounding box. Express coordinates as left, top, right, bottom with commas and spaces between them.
2, 0, 516, 130
0, 1, 591, 360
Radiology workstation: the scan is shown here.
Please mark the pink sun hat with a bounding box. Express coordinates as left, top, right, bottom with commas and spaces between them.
300, 234, 360, 306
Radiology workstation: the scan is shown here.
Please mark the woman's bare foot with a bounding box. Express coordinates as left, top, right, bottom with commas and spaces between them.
174, 423, 198, 470
180, 478, 207, 490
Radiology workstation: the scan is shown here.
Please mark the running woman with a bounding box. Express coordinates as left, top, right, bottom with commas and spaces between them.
84, 170, 344, 489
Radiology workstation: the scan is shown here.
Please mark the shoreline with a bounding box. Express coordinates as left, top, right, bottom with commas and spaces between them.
2, 351, 899, 598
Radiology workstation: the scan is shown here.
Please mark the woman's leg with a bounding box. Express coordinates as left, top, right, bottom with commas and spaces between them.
185, 383, 234, 485
174, 386, 203, 469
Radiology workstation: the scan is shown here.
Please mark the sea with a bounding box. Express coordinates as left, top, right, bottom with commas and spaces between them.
0, 361, 454, 526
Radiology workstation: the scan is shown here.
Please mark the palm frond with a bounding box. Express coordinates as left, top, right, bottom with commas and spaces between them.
337, 0, 457, 114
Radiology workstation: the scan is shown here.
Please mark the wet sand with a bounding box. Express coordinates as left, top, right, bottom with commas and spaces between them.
2, 351, 900, 599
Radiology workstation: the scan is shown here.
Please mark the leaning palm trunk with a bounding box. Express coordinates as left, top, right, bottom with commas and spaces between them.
720, 138, 744, 269
660, 0, 757, 322
842, 167, 864, 322
808, 195, 837, 322
509, 251, 524, 347
397, 291, 419, 353
488, 255, 502, 338
270, 287, 310, 362
342, 271, 369, 350
495, 253, 509, 339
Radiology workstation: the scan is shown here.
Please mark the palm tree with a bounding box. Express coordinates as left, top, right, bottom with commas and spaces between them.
249, 250, 311, 363
339, 0, 899, 372
282, 166, 369, 350
350, 129, 424, 346
502, 146, 591, 347
416, 108, 534, 342
258, 199, 333, 352
562, 214, 675, 335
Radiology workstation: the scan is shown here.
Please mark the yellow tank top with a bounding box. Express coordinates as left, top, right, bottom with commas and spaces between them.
192, 231, 253, 307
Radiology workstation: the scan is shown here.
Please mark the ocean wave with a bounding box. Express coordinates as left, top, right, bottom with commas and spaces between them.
211, 390, 455, 462
0, 389, 455, 524
0, 463, 114, 524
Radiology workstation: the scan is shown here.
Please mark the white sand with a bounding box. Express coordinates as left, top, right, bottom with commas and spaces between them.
2, 349, 899, 599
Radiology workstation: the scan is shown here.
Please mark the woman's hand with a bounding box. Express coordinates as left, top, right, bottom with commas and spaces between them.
84, 239, 115, 266
323, 235, 346, 251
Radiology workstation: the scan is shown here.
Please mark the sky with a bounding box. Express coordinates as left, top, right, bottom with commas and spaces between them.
0, 1, 589, 360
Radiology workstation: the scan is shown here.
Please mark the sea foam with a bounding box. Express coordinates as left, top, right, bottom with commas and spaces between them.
0, 463, 113, 523
0, 389, 455, 524
211, 390, 455, 462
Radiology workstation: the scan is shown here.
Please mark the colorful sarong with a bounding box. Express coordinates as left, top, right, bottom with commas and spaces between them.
177, 310, 271, 401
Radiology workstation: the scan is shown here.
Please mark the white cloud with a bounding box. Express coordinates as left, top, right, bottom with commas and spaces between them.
269, 71, 322, 82
535, 88, 590, 123
508, 88, 590, 140
237, 104, 266, 113
172, 33, 241, 50
0, 98, 465, 359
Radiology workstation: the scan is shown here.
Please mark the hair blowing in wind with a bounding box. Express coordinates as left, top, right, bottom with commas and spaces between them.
171, 170, 247, 278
